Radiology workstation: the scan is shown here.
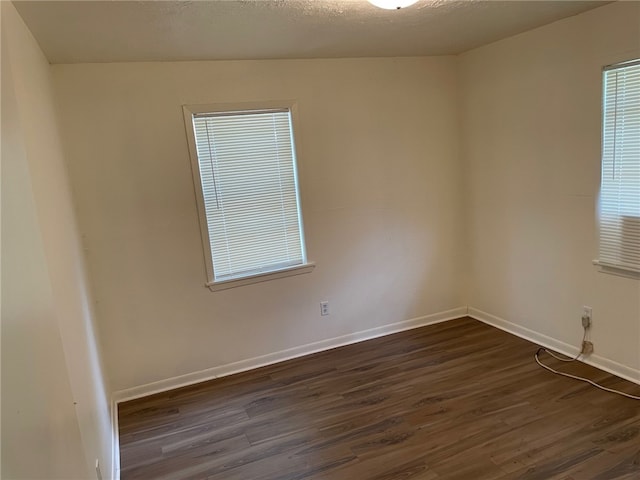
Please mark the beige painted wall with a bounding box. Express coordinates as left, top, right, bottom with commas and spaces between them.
460, 2, 640, 378
52, 56, 464, 392
2, 23, 86, 480
6, 1, 640, 475
1, 3, 113, 478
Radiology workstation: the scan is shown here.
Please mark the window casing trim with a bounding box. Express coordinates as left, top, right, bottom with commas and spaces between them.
206, 262, 315, 291
592, 260, 640, 280
182, 100, 311, 289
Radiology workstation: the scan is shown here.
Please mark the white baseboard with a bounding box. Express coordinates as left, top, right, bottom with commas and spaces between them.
110, 305, 640, 478
112, 306, 468, 405
109, 306, 468, 478
468, 307, 640, 386
110, 397, 120, 480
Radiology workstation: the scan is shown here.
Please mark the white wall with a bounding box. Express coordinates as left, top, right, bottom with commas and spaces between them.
1, 24, 86, 480
1, 3, 114, 478
5, 1, 639, 475
460, 2, 640, 379
52, 56, 465, 392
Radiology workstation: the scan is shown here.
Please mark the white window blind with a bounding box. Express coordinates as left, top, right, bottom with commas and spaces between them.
599, 59, 640, 274
189, 107, 307, 283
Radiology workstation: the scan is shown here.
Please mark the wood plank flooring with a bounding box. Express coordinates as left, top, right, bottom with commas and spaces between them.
118, 317, 640, 479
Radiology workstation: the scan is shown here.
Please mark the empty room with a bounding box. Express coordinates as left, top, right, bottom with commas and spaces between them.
2, 0, 640, 479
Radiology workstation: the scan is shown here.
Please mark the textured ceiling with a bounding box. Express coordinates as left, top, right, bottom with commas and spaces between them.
14, 0, 610, 64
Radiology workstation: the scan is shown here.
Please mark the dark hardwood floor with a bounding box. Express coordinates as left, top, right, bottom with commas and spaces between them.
118, 317, 640, 479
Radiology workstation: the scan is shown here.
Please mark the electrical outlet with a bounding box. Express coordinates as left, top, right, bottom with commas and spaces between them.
320, 301, 329, 316
582, 306, 592, 329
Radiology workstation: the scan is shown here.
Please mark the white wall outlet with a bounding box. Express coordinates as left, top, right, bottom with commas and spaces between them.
582, 306, 592, 328
320, 301, 329, 316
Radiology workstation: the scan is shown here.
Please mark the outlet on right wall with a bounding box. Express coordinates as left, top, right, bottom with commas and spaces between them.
460, 1, 640, 381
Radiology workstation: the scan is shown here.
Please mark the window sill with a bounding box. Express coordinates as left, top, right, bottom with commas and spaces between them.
593, 260, 640, 280
206, 262, 316, 291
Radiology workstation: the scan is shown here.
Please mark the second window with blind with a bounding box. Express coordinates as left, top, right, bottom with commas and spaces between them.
597, 60, 640, 278
183, 102, 313, 290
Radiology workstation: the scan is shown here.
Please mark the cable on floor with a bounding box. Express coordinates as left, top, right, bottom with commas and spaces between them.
535, 347, 640, 401
543, 329, 587, 363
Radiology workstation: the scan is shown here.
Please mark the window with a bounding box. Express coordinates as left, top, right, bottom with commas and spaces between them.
183, 102, 313, 290
597, 59, 640, 278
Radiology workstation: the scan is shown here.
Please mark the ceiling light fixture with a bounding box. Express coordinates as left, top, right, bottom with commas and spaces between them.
367, 0, 419, 9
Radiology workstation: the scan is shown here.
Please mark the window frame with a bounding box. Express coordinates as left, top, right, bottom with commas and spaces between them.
182, 100, 314, 291
594, 58, 640, 280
